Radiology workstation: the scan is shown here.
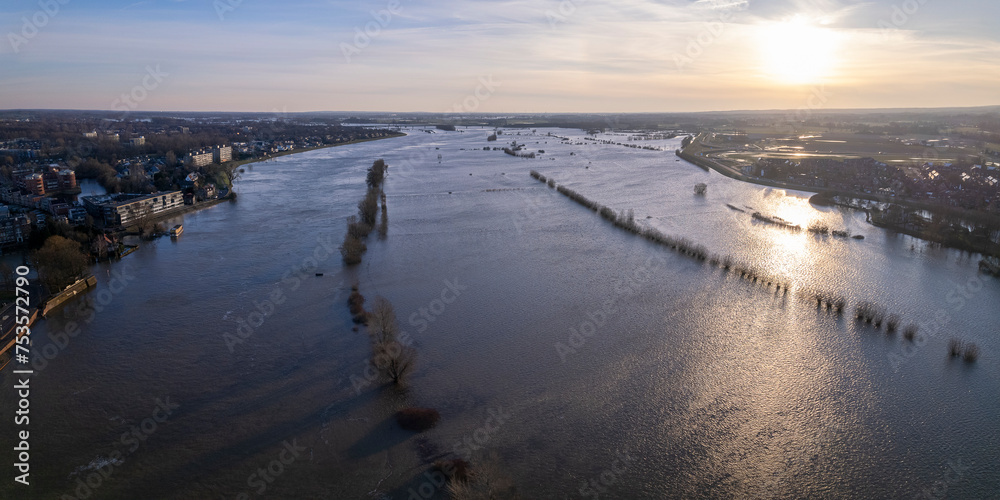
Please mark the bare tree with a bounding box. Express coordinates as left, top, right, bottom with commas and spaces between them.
223, 162, 244, 191
367, 296, 399, 344
358, 188, 379, 226
366, 296, 416, 386
130, 202, 154, 235
447, 452, 519, 500
340, 233, 366, 265
373, 340, 416, 386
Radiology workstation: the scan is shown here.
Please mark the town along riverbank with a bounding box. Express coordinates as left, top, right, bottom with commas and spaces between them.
810, 192, 1000, 259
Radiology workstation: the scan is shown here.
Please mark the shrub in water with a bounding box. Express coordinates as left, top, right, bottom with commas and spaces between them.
963, 343, 979, 363
886, 314, 900, 333
341, 233, 367, 266
949, 338, 962, 357
433, 458, 471, 483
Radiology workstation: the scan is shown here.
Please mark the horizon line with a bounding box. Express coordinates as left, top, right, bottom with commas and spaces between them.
2, 105, 1000, 116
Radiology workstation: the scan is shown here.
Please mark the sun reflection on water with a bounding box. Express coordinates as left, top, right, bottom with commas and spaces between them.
756, 192, 831, 281
773, 197, 820, 229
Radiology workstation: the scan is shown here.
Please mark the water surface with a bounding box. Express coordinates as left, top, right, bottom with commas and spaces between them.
1, 127, 997, 499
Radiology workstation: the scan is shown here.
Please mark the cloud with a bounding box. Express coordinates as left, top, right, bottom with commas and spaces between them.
0, 0, 996, 111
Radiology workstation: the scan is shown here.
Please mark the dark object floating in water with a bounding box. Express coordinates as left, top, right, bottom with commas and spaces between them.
315, 273, 323, 277
852, 235, 865, 240
396, 408, 440, 432
448, 191, 452, 194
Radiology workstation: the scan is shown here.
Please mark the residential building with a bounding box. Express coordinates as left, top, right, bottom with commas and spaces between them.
185, 145, 231, 167
82, 191, 184, 227
68, 206, 88, 224
16, 166, 77, 196
24, 173, 44, 196
179, 172, 201, 189
197, 183, 217, 201
185, 150, 214, 168
213, 145, 232, 163
0, 216, 31, 245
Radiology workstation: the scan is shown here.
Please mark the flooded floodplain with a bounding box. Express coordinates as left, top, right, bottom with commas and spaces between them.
2, 128, 997, 499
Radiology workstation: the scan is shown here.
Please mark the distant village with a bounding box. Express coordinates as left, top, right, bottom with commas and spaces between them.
746, 156, 1000, 214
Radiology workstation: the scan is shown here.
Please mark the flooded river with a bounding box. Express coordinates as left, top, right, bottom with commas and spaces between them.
1, 127, 997, 498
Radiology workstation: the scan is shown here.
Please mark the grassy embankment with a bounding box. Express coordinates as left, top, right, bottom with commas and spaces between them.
677, 134, 819, 191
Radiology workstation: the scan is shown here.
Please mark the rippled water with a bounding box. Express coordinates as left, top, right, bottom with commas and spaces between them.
1, 127, 998, 499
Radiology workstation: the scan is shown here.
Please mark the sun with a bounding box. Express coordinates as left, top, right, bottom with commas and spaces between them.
757, 16, 840, 85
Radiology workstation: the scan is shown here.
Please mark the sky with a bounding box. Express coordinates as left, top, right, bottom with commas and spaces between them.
0, 0, 998, 113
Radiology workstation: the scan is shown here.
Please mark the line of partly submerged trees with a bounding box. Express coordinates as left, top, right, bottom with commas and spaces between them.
530, 170, 981, 363
340, 159, 388, 265
348, 278, 507, 497
339, 159, 510, 497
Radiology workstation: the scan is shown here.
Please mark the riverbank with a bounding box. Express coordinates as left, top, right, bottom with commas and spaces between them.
676, 142, 817, 193
224, 133, 407, 170
679, 137, 1000, 258
681, 136, 1000, 226
117, 134, 406, 232
2, 135, 409, 321
868, 214, 1000, 258
41, 275, 97, 316
809, 191, 1000, 227
122, 196, 231, 234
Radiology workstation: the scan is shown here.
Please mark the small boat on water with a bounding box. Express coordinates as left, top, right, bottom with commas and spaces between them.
170, 224, 184, 237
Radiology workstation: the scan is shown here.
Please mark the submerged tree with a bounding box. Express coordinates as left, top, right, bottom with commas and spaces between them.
366, 158, 387, 189
378, 193, 388, 239
358, 188, 379, 227
129, 203, 155, 235
447, 452, 520, 500
340, 160, 388, 266
340, 232, 367, 266
367, 296, 416, 386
